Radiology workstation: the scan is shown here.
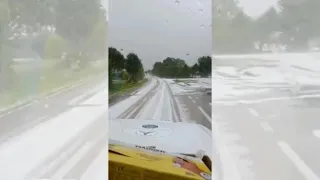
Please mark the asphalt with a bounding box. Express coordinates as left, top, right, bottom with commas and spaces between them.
0, 75, 212, 179
212, 57, 320, 180
176, 93, 212, 130
0, 73, 108, 143
117, 78, 212, 130
26, 111, 107, 180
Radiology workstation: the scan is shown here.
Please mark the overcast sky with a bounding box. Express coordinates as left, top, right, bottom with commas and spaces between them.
108, 0, 211, 70
106, 0, 278, 69
238, 0, 279, 17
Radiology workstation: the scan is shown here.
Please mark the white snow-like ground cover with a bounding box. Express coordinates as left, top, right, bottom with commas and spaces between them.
0, 87, 109, 180
0, 76, 215, 180
80, 144, 107, 180
214, 52, 320, 73
108, 76, 157, 119
211, 53, 320, 180
212, 53, 320, 101
136, 79, 178, 121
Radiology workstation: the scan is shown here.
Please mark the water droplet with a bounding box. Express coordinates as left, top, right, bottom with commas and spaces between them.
199, 8, 203, 13
44, 104, 49, 108
200, 24, 206, 28
164, 20, 168, 24
175, 0, 180, 6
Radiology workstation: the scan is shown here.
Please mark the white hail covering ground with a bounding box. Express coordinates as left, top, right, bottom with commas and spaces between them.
211, 52, 320, 180
108, 75, 157, 119
212, 53, 320, 101
0, 86, 109, 180
108, 77, 212, 152
108, 77, 215, 177
136, 79, 176, 121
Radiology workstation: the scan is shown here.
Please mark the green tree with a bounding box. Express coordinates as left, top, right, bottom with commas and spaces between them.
87, 9, 107, 59
152, 62, 164, 77
125, 53, 143, 83
109, 47, 125, 71
151, 57, 192, 78
213, 0, 255, 53
0, 0, 15, 91
55, 0, 102, 55
121, 71, 129, 81
8, 0, 56, 36
44, 34, 67, 59
278, 0, 320, 49
254, 7, 281, 50
198, 56, 212, 77
109, 47, 125, 89
191, 63, 199, 76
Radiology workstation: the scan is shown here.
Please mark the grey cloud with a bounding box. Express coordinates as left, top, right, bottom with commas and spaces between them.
108, 0, 211, 70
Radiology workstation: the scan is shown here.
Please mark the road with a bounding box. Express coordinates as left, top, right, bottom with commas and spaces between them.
109, 77, 212, 130
0, 73, 108, 180
0, 73, 108, 143
212, 56, 320, 180
0, 73, 211, 180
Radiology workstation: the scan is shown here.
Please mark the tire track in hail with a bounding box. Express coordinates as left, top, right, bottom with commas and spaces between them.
117, 78, 160, 119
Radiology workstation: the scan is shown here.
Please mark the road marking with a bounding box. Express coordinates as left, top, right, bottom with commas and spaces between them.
125, 96, 149, 119
192, 100, 196, 104
247, 108, 259, 117
72, 84, 106, 105
0, 115, 48, 145
313, 130, 320, 139
46, 81, 85, 99
214, 94, 320, 105
68, 94, 87, 105
259, 122, 273, 133
188, 96, 192, 100
51, 139, 97, 178
170, 98, 179, 122
198, 106, 211, 122
278, 141, 320, 180
17, 102, 33, 110
0, 102, 34, 115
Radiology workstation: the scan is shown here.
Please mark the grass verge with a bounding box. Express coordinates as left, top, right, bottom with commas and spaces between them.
109, 78, 148, 98
0, 67, 106, 110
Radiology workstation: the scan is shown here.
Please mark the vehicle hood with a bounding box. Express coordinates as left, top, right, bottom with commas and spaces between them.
109, 119, 212, 159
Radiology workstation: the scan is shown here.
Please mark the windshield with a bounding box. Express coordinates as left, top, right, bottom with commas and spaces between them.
213, 0, 320, 180
108, 0, 212, 147
108, 0, 212, 179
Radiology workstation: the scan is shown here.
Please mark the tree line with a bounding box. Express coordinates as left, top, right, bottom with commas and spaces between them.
108, 47, 145, 89
213, 0, 320, 53
151, 56, 212, 78
0, 0, 107, 90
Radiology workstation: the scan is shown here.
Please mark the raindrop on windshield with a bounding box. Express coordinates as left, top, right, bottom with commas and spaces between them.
199, 8, 203, 13
200, 24, 206, 28
175, 0, 180, 6
197, 0, 202, 6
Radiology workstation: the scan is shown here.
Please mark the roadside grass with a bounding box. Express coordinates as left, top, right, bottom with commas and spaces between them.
0, 66, 106, 109
109, 78, 148, 97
